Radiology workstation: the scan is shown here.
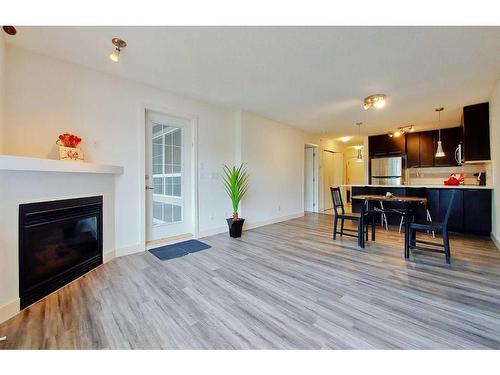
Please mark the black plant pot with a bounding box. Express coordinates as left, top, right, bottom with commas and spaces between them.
226, 218, 245, 238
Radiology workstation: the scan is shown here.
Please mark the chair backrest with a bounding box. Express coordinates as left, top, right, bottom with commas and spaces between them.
443, 190, 457, 227
330, 187, 344, 216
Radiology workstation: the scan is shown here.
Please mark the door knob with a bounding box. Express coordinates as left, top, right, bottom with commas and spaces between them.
146, 186, 154, 190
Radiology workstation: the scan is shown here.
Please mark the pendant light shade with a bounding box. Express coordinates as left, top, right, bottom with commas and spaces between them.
435, 107, 445, 158
435, 140, 445, 157
356, 148, 363, 163
355, 122, 363, 163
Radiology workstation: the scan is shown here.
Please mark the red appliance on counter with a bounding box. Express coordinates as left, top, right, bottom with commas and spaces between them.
444, 173, 464, 186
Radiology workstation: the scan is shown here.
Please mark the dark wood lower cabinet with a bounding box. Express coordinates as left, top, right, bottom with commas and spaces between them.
351, 186, 491, 236
463, 189, 492, 235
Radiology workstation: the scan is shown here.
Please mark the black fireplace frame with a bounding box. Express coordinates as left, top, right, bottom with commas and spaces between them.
19, 196, 103, 309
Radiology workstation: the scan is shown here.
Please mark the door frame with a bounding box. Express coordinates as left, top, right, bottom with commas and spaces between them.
139, 104, 199, 249
304, 143, 319, 213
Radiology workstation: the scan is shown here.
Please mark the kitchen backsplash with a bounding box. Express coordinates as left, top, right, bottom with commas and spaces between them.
407, 163, 492, 186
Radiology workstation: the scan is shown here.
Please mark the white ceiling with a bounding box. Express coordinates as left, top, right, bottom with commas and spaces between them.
5, 26, 500, 138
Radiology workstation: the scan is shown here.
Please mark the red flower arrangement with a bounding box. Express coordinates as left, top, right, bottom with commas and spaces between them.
57, 133, 82, 148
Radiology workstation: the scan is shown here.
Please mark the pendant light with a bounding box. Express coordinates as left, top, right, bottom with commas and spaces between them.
355, 122, 363, 163
435, 107, 445, 158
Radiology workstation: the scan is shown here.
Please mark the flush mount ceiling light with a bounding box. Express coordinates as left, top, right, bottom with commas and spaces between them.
339, 136, 352, 143
435, 107, 445, 158
363, 94, 387, 110
388, 125, 414, 138
2, 26, 17, 35
109, 38, 127, 62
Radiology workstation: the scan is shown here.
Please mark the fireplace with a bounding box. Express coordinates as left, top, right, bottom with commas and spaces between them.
19, 196, 103, 309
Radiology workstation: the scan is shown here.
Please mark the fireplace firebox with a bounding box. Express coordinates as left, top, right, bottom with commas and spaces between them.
19, 196, 103, 309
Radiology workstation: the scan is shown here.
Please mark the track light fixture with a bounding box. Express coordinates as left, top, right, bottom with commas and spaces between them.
388, 125, 414, 138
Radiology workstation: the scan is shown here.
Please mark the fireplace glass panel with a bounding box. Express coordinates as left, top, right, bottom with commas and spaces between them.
24, 216, 99, 289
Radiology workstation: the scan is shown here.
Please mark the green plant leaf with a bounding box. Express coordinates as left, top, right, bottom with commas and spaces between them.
222, 163, 249, 216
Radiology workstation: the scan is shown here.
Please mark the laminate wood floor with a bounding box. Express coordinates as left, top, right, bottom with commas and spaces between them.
1, 213, 500, 349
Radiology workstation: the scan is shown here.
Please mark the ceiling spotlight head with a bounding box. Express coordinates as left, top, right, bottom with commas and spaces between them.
109, 49, 120, 62
393, 130, 402, 137
363, 94, 387, 110
110, 38, 127, 62
2, 26, 17, 35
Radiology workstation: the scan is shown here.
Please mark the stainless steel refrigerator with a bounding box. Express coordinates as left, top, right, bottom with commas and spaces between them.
370, 156, 404, 185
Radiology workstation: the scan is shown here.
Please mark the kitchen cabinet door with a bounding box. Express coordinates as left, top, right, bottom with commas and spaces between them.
434, 127, 462, 167
419, 131, 436, 167
386, 135, 406, 155
368, 135, 388, 157
463, 189, 492, 235
406, 132, 420, 168
463, 102, 490, 162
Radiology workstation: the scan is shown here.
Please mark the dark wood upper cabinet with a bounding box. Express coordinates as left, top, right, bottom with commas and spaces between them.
406, 132, 420, 168
419, 130, 436, 167
386, 134, 406, 155
368, 135, 387, 157
463, 102, 490, 161
434, 127, 463, 167
368, 134, 405, 157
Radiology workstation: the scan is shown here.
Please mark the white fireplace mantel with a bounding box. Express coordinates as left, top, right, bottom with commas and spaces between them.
0, 155, 124, 175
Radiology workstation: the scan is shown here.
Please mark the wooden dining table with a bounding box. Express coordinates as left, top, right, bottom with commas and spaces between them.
351, 194, 428, 257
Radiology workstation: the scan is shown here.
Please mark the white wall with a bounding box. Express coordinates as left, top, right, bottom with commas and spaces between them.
4, 46, 236, 254
490, 79, 500, 247
0, 170, 115, 322
238, 111, 306, 227
0, 33, 5, 153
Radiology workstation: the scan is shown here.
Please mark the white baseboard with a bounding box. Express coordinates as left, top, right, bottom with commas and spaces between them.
103, 249, 116, 263
197, 226, 228, 238
0, 298, 20, 324
491, 233, 500, 250
197, 213, 305, 239
243, 212, 304, 231
115, 243, 146, 257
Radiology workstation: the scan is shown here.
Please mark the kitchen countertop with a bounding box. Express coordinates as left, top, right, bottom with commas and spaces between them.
343, 184, 493, 190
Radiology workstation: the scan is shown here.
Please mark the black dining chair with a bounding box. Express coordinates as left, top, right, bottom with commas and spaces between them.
330, 187, 370, 245
408, 190, 456, 264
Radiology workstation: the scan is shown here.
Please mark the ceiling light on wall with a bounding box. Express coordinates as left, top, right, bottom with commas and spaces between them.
363, 94, 387, 110
339, 136, 352, 143
435, 107, 445, 158
109, 38, 127, 62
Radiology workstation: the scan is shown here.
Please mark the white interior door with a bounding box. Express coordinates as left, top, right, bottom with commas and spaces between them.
146, 110, 193, 242
304, 147, 316, 212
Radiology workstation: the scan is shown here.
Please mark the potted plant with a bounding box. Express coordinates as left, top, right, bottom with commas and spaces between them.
223, 164, 249, 238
